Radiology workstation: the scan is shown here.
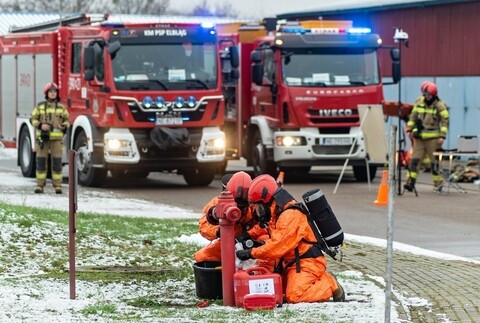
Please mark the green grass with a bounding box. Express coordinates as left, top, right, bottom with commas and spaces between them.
0, 201, 355, 322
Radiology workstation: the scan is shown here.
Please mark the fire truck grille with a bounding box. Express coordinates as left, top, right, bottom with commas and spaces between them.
312, 144, 359, 155
131, 129, 202, 159
307, 109, 359, 125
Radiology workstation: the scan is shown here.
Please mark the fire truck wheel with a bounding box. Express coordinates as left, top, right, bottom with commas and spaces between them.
183, 168, 215, 186
19, 127, 36, 178
352, 165, 377, 182
251, 130, 277, 177
74, 131, 107, 187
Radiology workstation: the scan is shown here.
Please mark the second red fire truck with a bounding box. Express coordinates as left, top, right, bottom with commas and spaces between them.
218, 19, 400, 181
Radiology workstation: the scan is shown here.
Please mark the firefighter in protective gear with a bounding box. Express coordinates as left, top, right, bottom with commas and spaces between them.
404, 81, 449, 192
236, 174, 345, 303
30, 82, 70, 194
194, 171, 270, 268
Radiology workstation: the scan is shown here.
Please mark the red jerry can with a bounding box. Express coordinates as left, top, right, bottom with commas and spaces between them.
233, 266, 283, 310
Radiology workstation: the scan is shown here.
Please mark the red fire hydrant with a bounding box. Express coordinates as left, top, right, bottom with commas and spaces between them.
215, 190, 241, 306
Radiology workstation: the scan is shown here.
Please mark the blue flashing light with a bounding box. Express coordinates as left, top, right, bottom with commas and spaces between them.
347, 27, 371, 34
201, 22, 215, 28
281, 27, 311, 34
142, 96, 153, 109
174, 96, 185, 108
155, 96, 166, 108
186, 96, 197, 108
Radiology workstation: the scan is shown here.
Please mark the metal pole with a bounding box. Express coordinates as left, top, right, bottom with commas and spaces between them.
396, 40, 403, 196
68, 150, 77, 300
385, 124, 397, 323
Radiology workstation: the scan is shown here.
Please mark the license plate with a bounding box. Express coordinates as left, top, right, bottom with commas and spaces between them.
323, 137, 351, 146
155, 114, 183, 125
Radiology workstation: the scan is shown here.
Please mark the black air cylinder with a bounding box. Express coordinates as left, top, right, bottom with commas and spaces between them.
302, 189, 344, 247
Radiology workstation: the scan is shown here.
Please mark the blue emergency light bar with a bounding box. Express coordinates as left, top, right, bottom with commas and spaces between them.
347, 27, 372, 34
280, 26, 371, 35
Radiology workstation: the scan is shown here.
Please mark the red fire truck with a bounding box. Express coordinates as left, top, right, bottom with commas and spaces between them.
218, 19, 400, 181
0, 14, 226, 187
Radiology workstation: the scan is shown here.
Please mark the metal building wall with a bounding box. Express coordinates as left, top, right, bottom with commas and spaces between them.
321, 1, 480, 150
324, 1, 480, 76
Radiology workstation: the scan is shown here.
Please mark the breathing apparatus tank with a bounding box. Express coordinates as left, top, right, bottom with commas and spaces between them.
302, 188, 344, 249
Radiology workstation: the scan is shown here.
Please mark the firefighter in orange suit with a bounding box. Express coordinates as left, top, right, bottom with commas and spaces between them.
194, 171, 269, 265
236, 174, 345, 303
30, 82, 70, 194
404, 81, 449, 192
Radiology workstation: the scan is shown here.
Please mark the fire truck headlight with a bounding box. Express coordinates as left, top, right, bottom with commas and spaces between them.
106, 139, 122, 150
276, 136, 306, 147
211, 137, 225, 149
204, 137, 225, 156
142, 96, 153, 109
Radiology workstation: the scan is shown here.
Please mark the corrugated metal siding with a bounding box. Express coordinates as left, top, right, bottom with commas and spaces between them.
323, 1, 480, 76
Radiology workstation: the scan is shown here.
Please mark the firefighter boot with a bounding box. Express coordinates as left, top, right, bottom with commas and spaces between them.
403, 177, 416, 192
433, 179, 444, 193
331, 274, 345, 302
34, 186, 44, 194
35, 179, 45, 194
53, 180, 62, 194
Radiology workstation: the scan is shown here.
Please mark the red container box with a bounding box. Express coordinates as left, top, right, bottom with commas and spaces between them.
243, 294, 276, 311
234, 266, 283, 309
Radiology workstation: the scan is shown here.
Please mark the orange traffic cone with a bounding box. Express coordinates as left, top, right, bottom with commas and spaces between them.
374, 169, 389, 206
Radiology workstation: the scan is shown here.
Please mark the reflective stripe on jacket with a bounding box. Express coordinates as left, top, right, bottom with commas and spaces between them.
406, 96, 449, 139
31, 101, 70, 141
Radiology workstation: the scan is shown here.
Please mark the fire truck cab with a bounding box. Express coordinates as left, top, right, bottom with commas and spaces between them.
220, 19, 400, 181
0, 15, 226, 187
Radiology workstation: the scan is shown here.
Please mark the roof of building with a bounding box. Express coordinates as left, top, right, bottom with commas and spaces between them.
277, 0, 472, 19
0, 11, 248, 35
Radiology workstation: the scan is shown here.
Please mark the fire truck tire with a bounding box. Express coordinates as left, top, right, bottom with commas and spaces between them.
352, 165, 377, 182
19, 127, 36, 178
251, 130, 276, 177
74, 131, 107, 187
183, 168, 215, 186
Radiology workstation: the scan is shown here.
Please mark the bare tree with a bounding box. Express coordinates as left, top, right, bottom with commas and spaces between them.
190, 0, 238, 17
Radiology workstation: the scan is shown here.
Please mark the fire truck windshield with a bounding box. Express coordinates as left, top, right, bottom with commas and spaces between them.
281, 48, 379, 87
112, 43, 217, 91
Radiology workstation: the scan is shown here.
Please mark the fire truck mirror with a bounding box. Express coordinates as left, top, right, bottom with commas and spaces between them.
251, 50, 262, 63
84, 47, 94, 69
390, 48, 400, 61
231, 69, 239, 80
84, 69, 95, 81
229, 46, 239, 69
392, 61, 401, 83
107, 41, 121, 56
252, 64, 263, 86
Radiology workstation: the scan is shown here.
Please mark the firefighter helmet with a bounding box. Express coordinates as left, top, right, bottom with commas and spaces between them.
44, 82, 59, 100
44, 82, 58, 95
248, 174, 279, 204
226, 171, 252, 201
422, 81, 438, 96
